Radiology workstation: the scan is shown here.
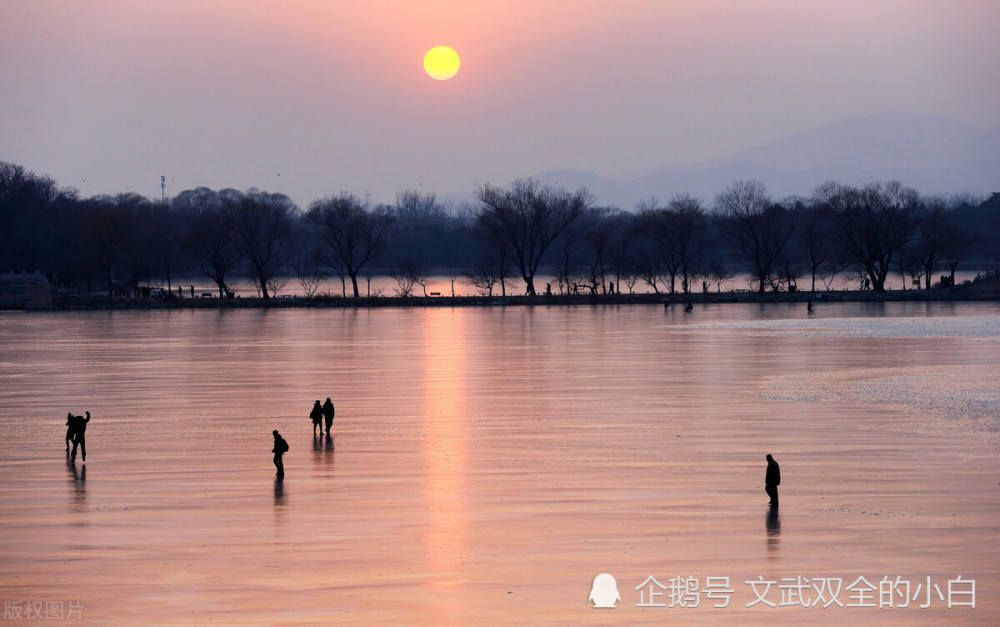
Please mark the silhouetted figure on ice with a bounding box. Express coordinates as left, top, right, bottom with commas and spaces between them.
684, 302, 693, 312
310, 400, 323, 437
70, 411, 91, 462
807, 301, 814, 314
65, 412, 76, 455
765, 454, 780, 508
272, 430, 288, 477
322, 397, 335, 436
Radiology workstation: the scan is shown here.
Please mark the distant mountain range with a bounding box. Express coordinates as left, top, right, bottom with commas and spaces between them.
468, 111, 1000, 209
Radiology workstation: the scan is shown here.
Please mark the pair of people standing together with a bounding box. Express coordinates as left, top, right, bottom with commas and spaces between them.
310, 398, 336, 437
65, 411, 91, 462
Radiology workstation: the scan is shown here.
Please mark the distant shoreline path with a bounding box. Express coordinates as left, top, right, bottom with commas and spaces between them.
40, 283, 1000, 311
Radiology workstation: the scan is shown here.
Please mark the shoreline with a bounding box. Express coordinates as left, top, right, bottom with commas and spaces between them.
36, 282, 1000, 311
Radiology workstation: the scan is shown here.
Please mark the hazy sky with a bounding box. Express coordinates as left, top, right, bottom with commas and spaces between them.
2, 0, 998, 208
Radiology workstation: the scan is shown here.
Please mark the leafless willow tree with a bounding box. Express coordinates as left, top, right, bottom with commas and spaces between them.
579, 207, 620, 293
914, 198, 951, 289
796, 202, 839, 292
476, 179, 591, 295
715, 180, 793, 293
640, 195, 709, 294
225, 189, 298, 299
940, 226, 974, 285
307, 193, 395, 298
915, 198, 975, 286
82, 193, 170, 296
815, 181, 919, 292
174, 188, 242, 297
469, 219, 515, 297
604, 210, 639, 294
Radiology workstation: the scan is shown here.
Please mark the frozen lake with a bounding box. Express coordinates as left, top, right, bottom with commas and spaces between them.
1, 302, 998, 624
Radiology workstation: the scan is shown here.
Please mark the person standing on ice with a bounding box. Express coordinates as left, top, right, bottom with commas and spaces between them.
322, 397, 335, 436
65, 412, 77, 455
765, 454, 780, 508
70, 411, 91, 462
309, 400, 323, 437
272, 430, 288, 477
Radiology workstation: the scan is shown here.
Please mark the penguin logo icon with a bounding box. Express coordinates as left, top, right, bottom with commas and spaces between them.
588, 573, 621, 608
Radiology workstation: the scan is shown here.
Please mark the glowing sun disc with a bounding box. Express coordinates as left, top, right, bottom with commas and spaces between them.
424, 46, 460, 80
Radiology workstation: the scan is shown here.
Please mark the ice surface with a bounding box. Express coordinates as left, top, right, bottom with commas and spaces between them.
1, 302, 997, 624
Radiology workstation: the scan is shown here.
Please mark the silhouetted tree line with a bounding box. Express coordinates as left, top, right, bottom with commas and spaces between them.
2, 160, 998, 297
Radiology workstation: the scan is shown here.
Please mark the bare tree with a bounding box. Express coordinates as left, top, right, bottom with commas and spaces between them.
225, 189, 298, 299
578, 207, 619, 293
796, 202, 839, 292
634, 248, 667, 294
605, 210, 638, 294
715, 181, 793, 293
476, 179, 591, 295
619, 266, 641, 294
895, 244, 925, 290
83, 196, 128, 296
637, 200, 679, 292
307, 192, 394, 298
555, 216, 583, 295
668, 195, 708, 294
913, 198, 950, 290
292, 245, 326, 298
174, 188, 241, 297
264, 275, 287, 298
470, 219, 515, 297
466, 267, 503, 296
816, 181, 919, 292
82, 193, 162, 297
940, 222, 974, 285
640, 195, 708, 294
706, 261, 734, 293
390, 261, 429, 297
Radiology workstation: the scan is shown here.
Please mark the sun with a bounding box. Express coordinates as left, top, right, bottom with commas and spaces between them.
424, 46, 460, 80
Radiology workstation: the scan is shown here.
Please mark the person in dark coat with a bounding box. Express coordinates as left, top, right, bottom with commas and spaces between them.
272, 430, 288, 477
309, 400, 323, 437
70, 411, 91, 462
65, 412, 77, 455
322, 398, 335, 436
765, 454, 780, 507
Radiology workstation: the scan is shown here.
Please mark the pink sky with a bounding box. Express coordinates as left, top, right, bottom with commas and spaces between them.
2, 0, 998, 207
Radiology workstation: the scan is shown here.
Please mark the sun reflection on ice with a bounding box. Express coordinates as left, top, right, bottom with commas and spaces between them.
421, 309, 469, 602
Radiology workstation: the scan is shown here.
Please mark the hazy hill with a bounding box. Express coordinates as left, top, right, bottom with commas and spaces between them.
521, 111, 1000, 210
